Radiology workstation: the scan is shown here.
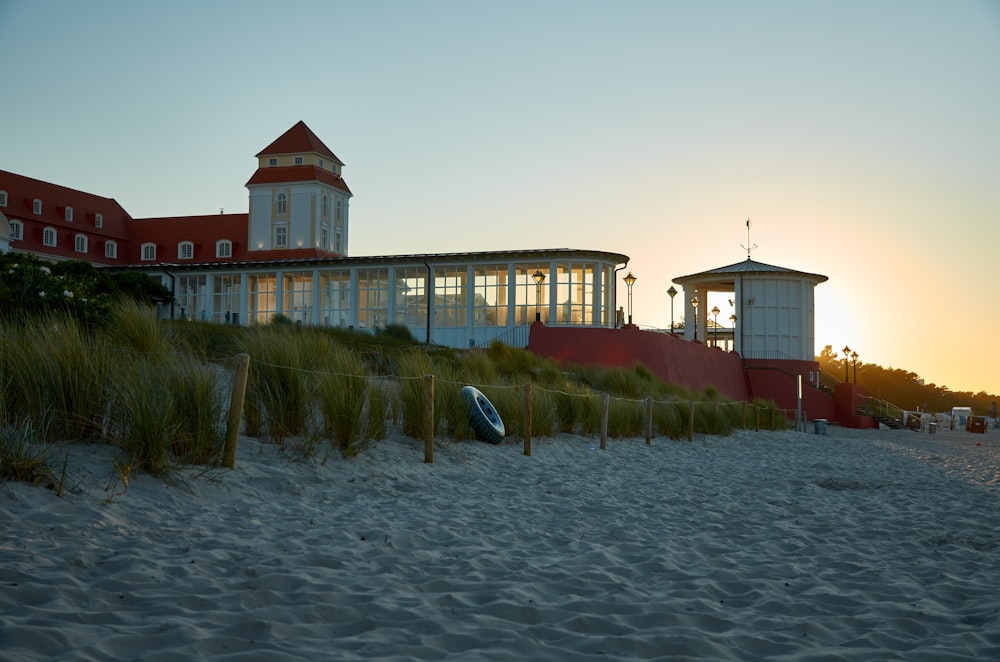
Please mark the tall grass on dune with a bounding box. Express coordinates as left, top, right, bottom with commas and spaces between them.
607, 396, 645, 438
108, 355, 182, 475
364, 379, 390, 441
169, 357, 227, 464
315, 344, 369, 457
395, 351, 433, 438
434, 363, 473, 441
0, 419, 64, 492
3, 315, 112, 443
103, 299, 184, 355
241, 326, 319, 445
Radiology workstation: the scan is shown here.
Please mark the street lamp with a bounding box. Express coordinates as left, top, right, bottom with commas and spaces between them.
623, 271, 637, 325
711, 305, 720, 347
691, 295, 700, 341
729, 313, 737, 351
851, 350, 859, 383
531, 270, 545, 322
842, 345, 851, 383
667, 286, 677, 334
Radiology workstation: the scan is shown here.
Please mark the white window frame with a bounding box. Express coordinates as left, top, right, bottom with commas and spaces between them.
216, 239, 232, 258
294, 156, 303, 166
74, 234, 87, 253
276, 192, 287, 215
33, 199, 42, 215
141, 242, 156, 261
65, 207, 73, 222
0, 190, 7, 207
105, 240, 117, 259
10, 220, 22, 240
95, 213, 103, 228
43, 227, 56, 247
178, 241, 194, 260
274, 224, 288, 248
268, 158, 278, 167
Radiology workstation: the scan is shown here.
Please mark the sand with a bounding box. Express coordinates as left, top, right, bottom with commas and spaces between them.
2, 424, 1000, 661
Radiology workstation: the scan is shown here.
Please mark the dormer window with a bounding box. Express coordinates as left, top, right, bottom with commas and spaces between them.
95, 213, 103, 228
268, 158, 278, 167
65, 207, 74, 222
216, 239, 232, 258
105, 240, 117, 259
319, 159, 324, 169
43, 227, 56, 247
294, 156, 303, 166
10, 220, 22, 240
75, 234, 87, 253
0, 191, 7, 207
141, 242, 156, 261
178, 241, 194, 260
33, 199, 42, 215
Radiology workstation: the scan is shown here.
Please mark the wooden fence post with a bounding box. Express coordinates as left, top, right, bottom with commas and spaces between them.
688, 400, 695, 442
423, 374, 434, 464
645, 397, 653, 445
223, 353, 250, 469
600, 393, 609, 450
523, 382, 532, 457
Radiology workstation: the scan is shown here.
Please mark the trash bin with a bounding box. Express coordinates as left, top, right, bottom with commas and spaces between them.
814, 419, 827, 435
928, 421, 937, 434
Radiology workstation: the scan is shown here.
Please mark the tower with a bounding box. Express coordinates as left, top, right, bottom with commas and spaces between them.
245, 121, 352, 255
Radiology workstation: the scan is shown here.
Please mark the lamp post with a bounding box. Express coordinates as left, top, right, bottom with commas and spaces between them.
842, 345, 851, 383
691, 295, 699, 341
851, 350, 859, 383
711, 305, 720, 347
623, 271, 637, 325
729, 313, 737, 351
531, 270, 545, 322
667, 286, 677, 334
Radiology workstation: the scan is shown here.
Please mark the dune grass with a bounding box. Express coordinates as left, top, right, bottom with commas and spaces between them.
0, 303, 787, 488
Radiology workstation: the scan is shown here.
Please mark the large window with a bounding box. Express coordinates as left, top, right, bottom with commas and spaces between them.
283, 271, 314, 323
275, 192, 287, 215
394, 267, 427, 329
514, 263, 549, 324
177, 275, 207, 321
248, 273, 278, 325
434, 266, 467, 328
554, 262, 596, 324
473, 264, 509, 327
357, 268, 388, 329
320, 271, 351, 327
212, 274, 241, 324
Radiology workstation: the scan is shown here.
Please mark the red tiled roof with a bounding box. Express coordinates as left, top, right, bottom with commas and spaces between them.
255, 121, 344, 165
0, 169, 134, 265
131, 213, 250, 264
245, 165, 352, 195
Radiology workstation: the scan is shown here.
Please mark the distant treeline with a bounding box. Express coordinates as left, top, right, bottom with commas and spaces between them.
817, 346, 997, 416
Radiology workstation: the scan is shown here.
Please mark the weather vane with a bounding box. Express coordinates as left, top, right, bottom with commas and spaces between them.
740, 217, 757, 259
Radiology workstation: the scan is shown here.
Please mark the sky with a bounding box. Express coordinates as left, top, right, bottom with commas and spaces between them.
2, 0, 998, 395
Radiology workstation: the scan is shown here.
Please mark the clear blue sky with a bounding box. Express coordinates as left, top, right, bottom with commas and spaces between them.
3, 0, 998, 395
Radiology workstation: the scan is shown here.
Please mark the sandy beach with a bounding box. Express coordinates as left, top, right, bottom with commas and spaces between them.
3, 424, 1000, 661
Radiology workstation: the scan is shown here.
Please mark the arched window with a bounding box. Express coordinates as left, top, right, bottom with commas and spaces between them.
0, 190, 7, 207
43, 227, 56, 246
322, 195, 328, 217
141, 242, 156, 261
216, 239, 232, 258
336, 199, 342, 222
276, 192, 287, 215
74, 234, 87, 253
10, 220, 22, 240
178, 241, 194, 259
105, 240, 117, 259
33, 199, 43, 215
